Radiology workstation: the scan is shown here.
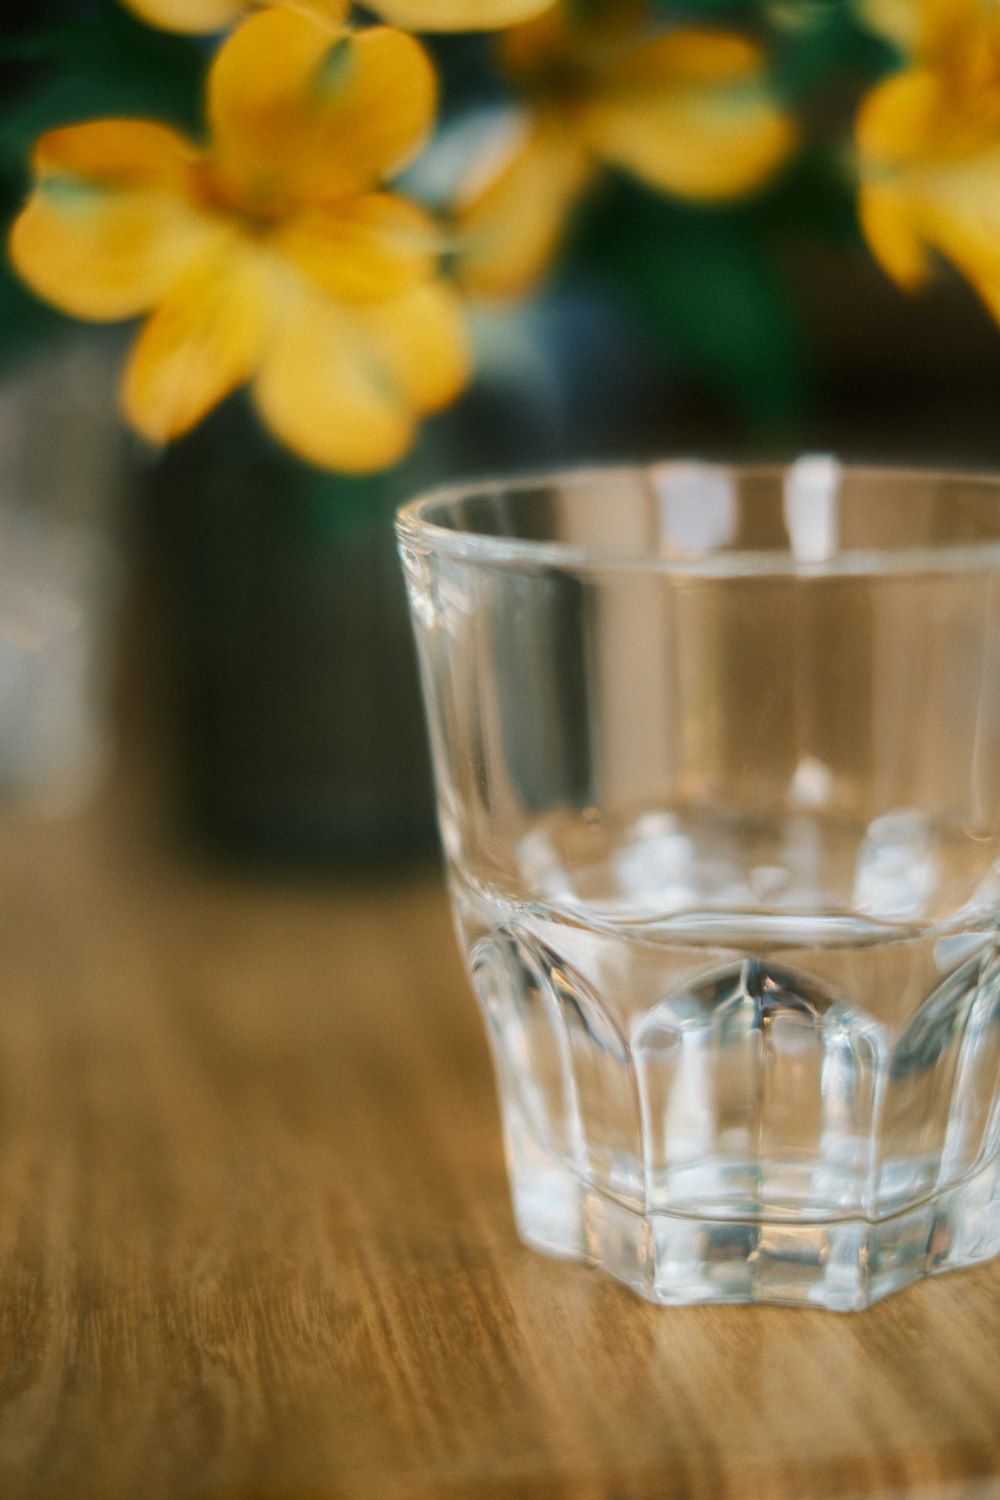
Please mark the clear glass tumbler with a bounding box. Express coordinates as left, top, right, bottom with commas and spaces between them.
396, 461, 1000, 1310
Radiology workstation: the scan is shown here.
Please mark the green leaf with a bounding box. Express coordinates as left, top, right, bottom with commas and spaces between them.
752, 144, 862, 249
574, 181, 812, 433
645, 0, 769, 15
767, 0, 900, 103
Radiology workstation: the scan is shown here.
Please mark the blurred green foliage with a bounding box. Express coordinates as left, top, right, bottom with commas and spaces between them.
576, 179, 813, 432
559, 0, 892, 436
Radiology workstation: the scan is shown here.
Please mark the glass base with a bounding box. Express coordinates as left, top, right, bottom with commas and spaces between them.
505, 1123, 1000, 1311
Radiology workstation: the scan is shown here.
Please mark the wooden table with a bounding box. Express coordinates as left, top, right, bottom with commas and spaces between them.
0, 769, 998, 1500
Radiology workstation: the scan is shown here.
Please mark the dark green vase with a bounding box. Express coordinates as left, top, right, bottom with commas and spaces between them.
149, 398, 439, 870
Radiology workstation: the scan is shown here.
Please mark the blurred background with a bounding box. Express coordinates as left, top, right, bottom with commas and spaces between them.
3, 0, 1000, 873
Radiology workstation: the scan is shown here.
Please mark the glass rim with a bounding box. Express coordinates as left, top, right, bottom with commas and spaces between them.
395, 461, 1000, 579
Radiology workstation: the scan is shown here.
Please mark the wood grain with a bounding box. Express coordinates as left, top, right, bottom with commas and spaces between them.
0, 769, 997, 1500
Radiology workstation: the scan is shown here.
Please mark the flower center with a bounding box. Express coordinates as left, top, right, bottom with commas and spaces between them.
193, 161, 293, 233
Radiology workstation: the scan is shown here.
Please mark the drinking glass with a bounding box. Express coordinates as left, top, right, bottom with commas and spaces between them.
396, 460, 1000, 1310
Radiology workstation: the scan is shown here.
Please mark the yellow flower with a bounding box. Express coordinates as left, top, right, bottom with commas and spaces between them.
119, 0, 553, 36
454, 0, 797, 297
857, 0, 925, 52
857, 0, 1000, 320
9, 8, 471, 472
858, 0, 995, 57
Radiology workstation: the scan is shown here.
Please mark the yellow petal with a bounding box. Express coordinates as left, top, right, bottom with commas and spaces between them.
8, 121, 216, 321
206, 8, 346, 197
917, 145, 1000, 296
253, 280, 469, 471
371, 0, 553, 30
302, 26, 438, 196
353, 281, 471, 412
500, 6, 569, 74
855, 67, 945, 164
501, 0, 647, 76
854, 2, 1000, 330
207, 10, 436, 205
610, 28, 770, 85
857, 0, 960, 58
919, 0, 1000, 61
119, 0, 352, 33
577, 30, 796, 199
858, 185, 931, 287
118, 0, 246, 33
122, 242, 270, 443
456, 114, 593, 296
857, 0, 923, 52
857, 66, 1000, 309
863, 0, 1000, 60
273, 193, 440, 301
282, 0, 353, 20
28, 117, 197, 195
